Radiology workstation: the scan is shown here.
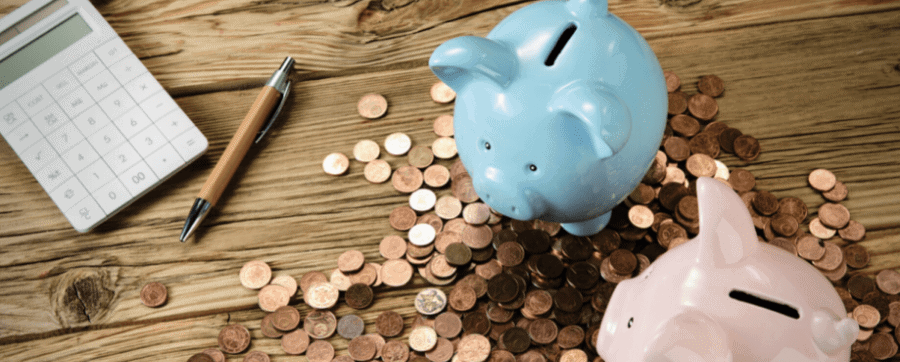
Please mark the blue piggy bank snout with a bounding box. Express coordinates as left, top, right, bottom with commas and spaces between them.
472, 168, 546, 220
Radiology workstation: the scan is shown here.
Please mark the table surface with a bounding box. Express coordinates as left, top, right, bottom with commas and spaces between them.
1, 0, 899, 360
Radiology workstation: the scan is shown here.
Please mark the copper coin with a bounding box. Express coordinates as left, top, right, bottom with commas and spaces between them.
812, 242, 843, 271
390, 206, 418, 231
358, 94, 388, 119
868, 332, 898, 360
338, 314, 366, 340
559, 349, 588, 362
808, 169, 836, 192
382, 340, 410, 362
349, 335, 378, 361
323, 153, 350, 175
268, 276, 297, 298
888, 302, 900, 327
729, 169, 756, 192
330, 268, 352, 291
629, 183, 656, 205
305, 310, 337, 339
418, 213, 444, 233
434, 312, 463, 338
432, 137, 458, 159
444, 242, 472, 266
685, 153, 717, 178
667, 92, 687, 115
853, 304, 881, 329
527, 318, 558, 345
393, 166, 424, 193
496, 241, 525, 267
381, 235, 408, 260
848, 275, 876, 300
449, 284, 477, 311
240, 260, 272, 290
770, 213, 799, 237
461, 224, 493, 249
818, 203, 850, 229
282, 329, 310, 355
449, 159, 468, 180
300, 271, 328, 295
306, 282, 339, 309
431, 82, 456, 103
670, 114, 701, 137
365, 160, 392, 183
434, 231, 461, 254
457, 334, 491, 362
424, 165, 451, 188
415, 288, 448, 316
353, 139, 381, 162
376, 310, 405, 338
522, 289, 553, 317
307, 340, 335, 362
663, 70, 681, 92
822, 181, 848, 202
426, 337, 454, 362
752, 191, 779, 216
272, 306, 301, 331
839, 220, 866, 242
381, 259, 414, 287
408, 145, 435, 169
697, 75, 725, 97
140, 282, 167, 308
201, 349, 225, 362
243, 351, 270, 362
409, 326, 438, 352
557, 325, 585, 349
663, 136, 690, 162
797, 235, 826, 261
435, 196, 463, 220
488, 350, 516, 362
499, 327, 530, 353
809, 218, 836, 239
704, 121, 729, 136
463, 203, 491, 225
768, 237, 797, 256
410, 189, 438, 212
608, 249, 637, 275
218, 324, 251, 354
733, 135, 760, 161
719, 127, 742, 154
433, 115, 454, 137
188, 353, 215, 362
687, 93, 718, 121
458, 274, 489, 299
777, 197, 808, 223
876, 270, 900, 295
689, 132, 720, 158
339, 250, 366, 273
429, 254, 458, 278
409, 223, 437, 246
258, 284, 291, 312
657, 222, 687, 249
844, 244, 870, 269
346, 283, 374, 309
452, 175, 480, 203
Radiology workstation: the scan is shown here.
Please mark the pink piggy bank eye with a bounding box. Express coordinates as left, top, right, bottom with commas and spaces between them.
627, 317, 633, 328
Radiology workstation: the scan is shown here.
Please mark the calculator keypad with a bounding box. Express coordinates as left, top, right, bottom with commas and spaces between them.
1, 37, 206, 232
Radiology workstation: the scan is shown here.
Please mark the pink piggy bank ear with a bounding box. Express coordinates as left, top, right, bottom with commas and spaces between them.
548, 82, 631, 160
645, 309, 733, 362
695, 177, 759, 267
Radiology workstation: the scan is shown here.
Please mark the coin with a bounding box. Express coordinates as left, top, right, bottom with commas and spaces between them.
843, 244, 870, 269
270, 275, 298, 296
461, 224, 493, 249
429, 254, 457, 278
818, 203, 850, 229
822, 181, 848, 202
358, 93, 388, 119
376, 310, 405, 337
273, 306, 301, 331
218, 324, 251, 354
381, 340, 410, 362
258, 284, 291, 312
809, 218, 836, 239
434, 312, 463, 338
839, 220, 866, 242
432, 137, 458, 159
381, 259, 414, 287
697, 75, 725, 97
338, 250, 366, 273
868, 333, 898, 360
410, 189, 437, 212
667, 92, 687, 115
188, 353, 215, 362
499, 327, 530, 353
435, 196, 463, 219
496, 241, 525, 267
557, 325, 585, 349
811, 242, 843, 271
418, 213, 444, 233
729, 168, 755, 192
323, 153, 350, 175
306, 282, 339, 309
456, 334, 491, 362
663, 136, 690, 162
853, 304, 881, 329
559, 349, 588, 362
409, 223, 437, 246
408, 145, 434, 169
243, 351, 270, 362
365, 160, 392, 183
385, 132, 412, 156
307, 340, 335, 362
424, 165, 451, 188
686, 153, 716, 178
346, 283, 374, 309
808, 169, 836, 192
338, 314, 366, 340
305, 310, 338, 339
796, 235, 826, 261
426, 337, 454, 362
414, 288, 448, 316
733, 135, 760, 161
462, 203, 491, 225
282, 329, 310, 355
431, 82, 456, 103
349, 335, 378, 361
330, 268, 352, 291
876, 269, 900, 295
300, 271, 328, 295
353, 139, 381, 162
392, 166, 424, 193
627, 205, 654, 229
240, 260, 272, 289
687, 93, 718, 121
433, 115, 454, 136
140, 282, 167, 307
663, 71, 681, 92
380, 235, 407, 260
409, 326, 438, 352
449, 284, 477, 311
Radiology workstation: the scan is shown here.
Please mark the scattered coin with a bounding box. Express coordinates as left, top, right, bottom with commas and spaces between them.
687, 93, 718, 121
282, 329, 310, 355
300, 271, 328, 295
349, 335, 378, 361
188, 353, 215, 362
358, 94, 388, 119
424, 165, 451, 188
392, 166, 424, 193
217, 324, 251, 354
354, 140, 381, 162
380, 235, 408, 260
323, 152, 350, 176
808, 169, 836, 192
270, 275, 298, 296
381, 340, 410, 362
376, 310, 405, 337
409, 223, 437, 246
435, 196, 463, 219
240, 260, 272, 290
663, 71, 681, 92
337, 314, 366, 340
697, 75, 725, 97
410, 189, 437, 212
307, 340, 335, 362
818, 203, 850, 229
346, 283, 375, 309
432, 137, 458, 159
140, 282, 167, 308
409, 326, 438, 352
258, 284, 291, 312
338, 250, 366, 273
433, 115, 454, 136
415, 288, 448, 316
365, 160, 392, 183
305, 310, 338, 339
839, 220, 866, 242
809, 218, 836, 239
381, 259, 414, 287
385, 133, 412, 156
822, 181, 848, 202
306, 282, 340, 309
431, 82, 456, 103
272, 306, 301, 331
456, 334, 491, 362
876, 270, 900, 295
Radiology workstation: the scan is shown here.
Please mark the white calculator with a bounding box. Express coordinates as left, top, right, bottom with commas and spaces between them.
0, 0, 208, 232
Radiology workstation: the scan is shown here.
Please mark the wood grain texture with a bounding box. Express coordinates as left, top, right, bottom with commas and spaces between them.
1, 0, 899, 359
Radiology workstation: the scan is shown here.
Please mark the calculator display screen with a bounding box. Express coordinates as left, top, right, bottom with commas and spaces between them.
0, 14, 92, 90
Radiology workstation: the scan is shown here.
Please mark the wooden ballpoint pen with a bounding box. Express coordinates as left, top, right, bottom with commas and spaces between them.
179, 57, 294, 242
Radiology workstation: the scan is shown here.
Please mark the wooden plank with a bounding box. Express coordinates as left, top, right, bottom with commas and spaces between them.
1, 7, 899, 343
4, 0, 900, 91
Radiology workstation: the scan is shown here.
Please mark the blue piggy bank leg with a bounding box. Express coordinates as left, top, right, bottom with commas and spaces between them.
561, 211, 612, 236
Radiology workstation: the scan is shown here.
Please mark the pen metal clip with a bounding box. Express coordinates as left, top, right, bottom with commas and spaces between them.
255, 81, 291, 144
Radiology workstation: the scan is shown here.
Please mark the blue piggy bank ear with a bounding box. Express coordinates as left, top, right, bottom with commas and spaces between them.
549, 82, 631, 160
429, 36, 518, 90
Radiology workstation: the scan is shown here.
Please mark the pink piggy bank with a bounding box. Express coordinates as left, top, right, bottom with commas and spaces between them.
596, 178, 858, 362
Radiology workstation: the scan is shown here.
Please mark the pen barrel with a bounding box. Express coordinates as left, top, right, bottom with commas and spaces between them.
198, 86, 282, 205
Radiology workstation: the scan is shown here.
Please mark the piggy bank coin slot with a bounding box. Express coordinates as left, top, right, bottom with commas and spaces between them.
545, 23, 577, 66
728, 290, 799, 319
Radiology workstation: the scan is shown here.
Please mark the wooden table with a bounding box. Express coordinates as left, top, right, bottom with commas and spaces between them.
1, 0, 899, 360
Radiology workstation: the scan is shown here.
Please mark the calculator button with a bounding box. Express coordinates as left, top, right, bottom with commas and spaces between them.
147, 143, 185, 178
114, 107, 152, 139
95, 38, 130, 67
99, 88, 136, 120
64, 196, 106, 233
7, 120, 42, 154
155, 110, 192, 141
0, 101, 28, 137
70, 52, 105, 84
140, 91, 178, 121
17, 86, 52, 117
49, 176, 89, 212
21, 139, 58, 173
110, 54, 148, 85
33, 104, 69, 136
59, 87, 93, 118
84, 70, 120, 102
72, 105, 111, 137
44, 69, 79, 101
125, 73, 163, 103
172, 126, 208, 160
63, 140, 101, 173
119, 161, 160, 196
36, 158, 73, 192
131, 124, 166, 157
104, 142, 141, 175
77, 159, 116, 192
88, 123, 126, 156
95, 179, 132, 214
47, 122, 85, 154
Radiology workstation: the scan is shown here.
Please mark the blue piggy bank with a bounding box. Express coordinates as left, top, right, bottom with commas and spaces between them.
429, 0, 667, 236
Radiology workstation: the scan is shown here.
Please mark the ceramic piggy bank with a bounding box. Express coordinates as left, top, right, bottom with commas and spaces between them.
429, 0, 666, 236
596, 178, 859, 362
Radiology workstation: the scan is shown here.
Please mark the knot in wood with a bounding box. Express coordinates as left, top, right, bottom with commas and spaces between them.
51, 268, 119, 326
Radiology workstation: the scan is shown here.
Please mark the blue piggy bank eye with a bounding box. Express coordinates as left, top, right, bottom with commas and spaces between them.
484, 142, 491, 150
529, 164, 537, 172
